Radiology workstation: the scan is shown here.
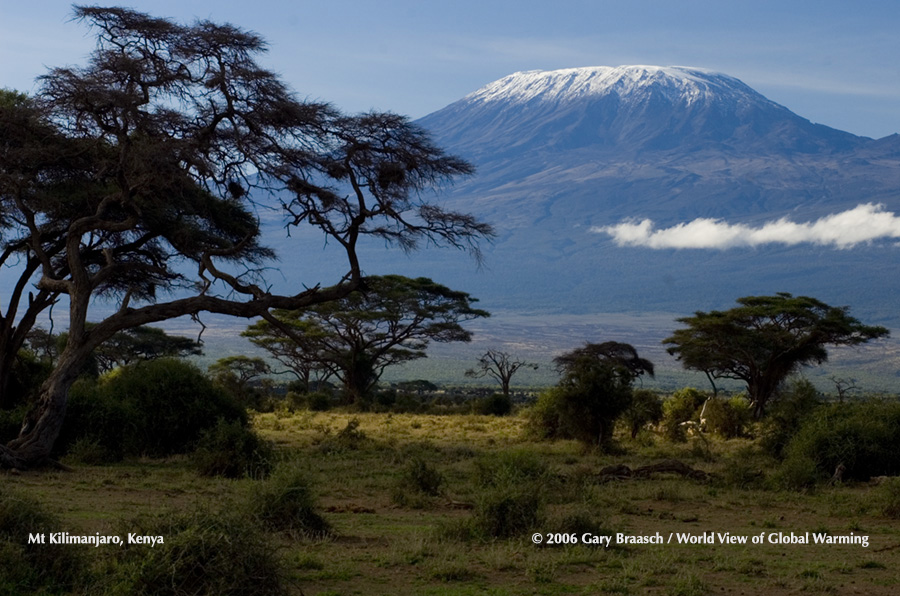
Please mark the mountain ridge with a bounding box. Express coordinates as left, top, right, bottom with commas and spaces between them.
419, 65, 872, 163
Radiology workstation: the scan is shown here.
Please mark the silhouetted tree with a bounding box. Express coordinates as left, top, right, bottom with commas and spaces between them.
465, 350, 537, 397
664, 293, 888, 418
244, 275, 488, 404
0, 8, 490, 469
93, 326, 203, 373
544, 341, 654, 449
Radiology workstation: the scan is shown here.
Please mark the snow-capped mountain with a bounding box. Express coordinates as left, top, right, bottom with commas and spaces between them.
405, 67, 900, 327
265, 67, 900, 335
420, 66, 863, 161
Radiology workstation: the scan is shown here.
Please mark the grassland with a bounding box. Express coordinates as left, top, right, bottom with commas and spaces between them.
4, 410, 900, 595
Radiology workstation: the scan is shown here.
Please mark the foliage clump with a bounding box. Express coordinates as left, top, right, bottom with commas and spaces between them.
761, 378, 821, 458
662, 387, 707, 442
475, 393, 513, 416
248, 466, 331, 537
877, 478, 900, 519
528, 342, 653, 450
392, 457, 445, 508
703, 395, 752, 438
469, 451, 548, 538
59, 359, 246, 459
103, 508, 288, 596
778, 400, 900, 487
193, 419, 274, 479
623, 388, 664, 438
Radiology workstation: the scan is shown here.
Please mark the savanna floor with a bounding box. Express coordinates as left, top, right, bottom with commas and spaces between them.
5, 410, 900, 595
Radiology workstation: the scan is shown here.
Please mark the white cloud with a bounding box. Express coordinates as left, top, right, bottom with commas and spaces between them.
593, 203, 900, 249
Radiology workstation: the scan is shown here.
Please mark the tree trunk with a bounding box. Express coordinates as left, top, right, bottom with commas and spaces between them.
3, 343, 92, 469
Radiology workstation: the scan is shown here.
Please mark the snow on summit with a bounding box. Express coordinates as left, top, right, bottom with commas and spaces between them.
467, 65, 765, 107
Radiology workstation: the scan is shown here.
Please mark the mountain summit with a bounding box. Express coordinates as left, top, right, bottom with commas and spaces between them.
420, 65, 862, 159
266, 66, 900, 340
406, 66, 900, 330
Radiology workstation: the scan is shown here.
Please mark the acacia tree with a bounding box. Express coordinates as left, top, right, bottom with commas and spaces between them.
465, 350, 537, 397
94, 326, 203, 373
0, 8, 490, 469
664, 293, 889, 418
244, 275, 489, 404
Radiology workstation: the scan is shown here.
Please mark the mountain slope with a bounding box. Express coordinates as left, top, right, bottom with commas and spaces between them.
421, 66, 864, 160
402, 66, 900, 328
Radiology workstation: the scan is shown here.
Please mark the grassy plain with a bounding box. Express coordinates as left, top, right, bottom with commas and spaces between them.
5, 410, 900, 595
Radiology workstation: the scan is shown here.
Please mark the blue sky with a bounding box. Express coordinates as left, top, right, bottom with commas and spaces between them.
2, 0, 899, 138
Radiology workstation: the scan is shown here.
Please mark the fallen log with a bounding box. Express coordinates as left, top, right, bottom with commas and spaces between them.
597, 459, 711, 483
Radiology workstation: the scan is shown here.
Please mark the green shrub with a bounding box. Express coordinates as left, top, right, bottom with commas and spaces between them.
772, 454, 820, 490
402, 457, 444, 496
103, 508, 287, 596
476, 393, 513, 416
305, 391, 333, 412
623, 388, 663, 438
526, 387, 566, 440
551, 508, 608, 538
703, 395, 752, 438
719, 447, 769, 490
0, 486, 87, 595
761, 378, 820, 458
56, 378, 130, 460
877, 478, 900, 519
65, 436, 120, 465
58, 359, 246, 459
391, 458, 445, 509
780, 400, 900, 484
663, 387, 707, 442
472, 483, 543, 538
193, 419, 274, 479
464, 450, 548, 539
475, 450, 548, 488
249, 466, 331, 537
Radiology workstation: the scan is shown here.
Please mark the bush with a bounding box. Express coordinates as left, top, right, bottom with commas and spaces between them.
662, 387, 707, 442
0, 486, 87, 595
305, 391, 333, 412
703, 395, 752, 438
526, 388, 566, 440
65, 436, 120, 465
58, 359, 246, 459
472, 484, 542, 538
877, 478, 900, 519
249, 466, 331, 537
391, 457, 445, 508
476, 393, 512, 416
403, 457, 444, 496
56, 378, 130, 461
462, 450, 548, 539
475, 450, 548, 487
761, 378, 820, 458
623, 389, 663, 438
103, 508, 287, 596
194, 419, 274, 479
780, 400, 900, 484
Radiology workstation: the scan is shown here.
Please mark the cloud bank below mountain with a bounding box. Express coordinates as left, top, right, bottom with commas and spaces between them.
593, 203, 900, 249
